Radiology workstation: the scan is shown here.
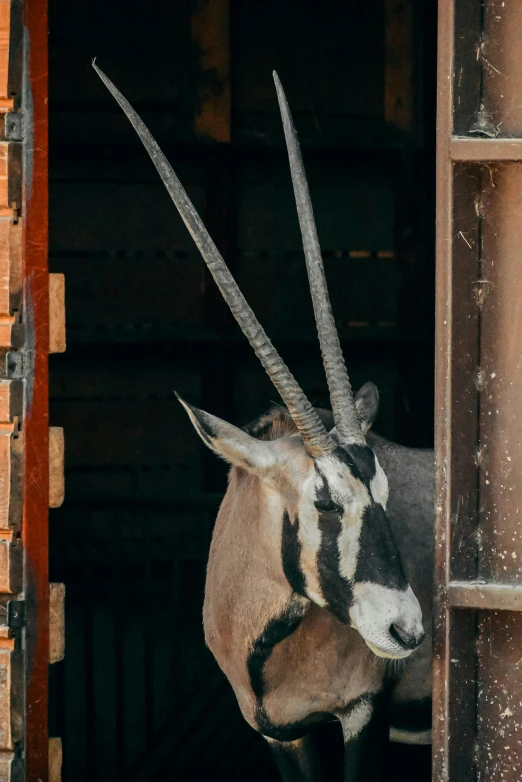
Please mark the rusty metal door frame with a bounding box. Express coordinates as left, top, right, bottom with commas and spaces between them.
435, 1, 522, 780
0, 1, 64, 779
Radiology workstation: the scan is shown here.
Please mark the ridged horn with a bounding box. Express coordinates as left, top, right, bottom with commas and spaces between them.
93, 63, 334, 457
273, 71, 364, 445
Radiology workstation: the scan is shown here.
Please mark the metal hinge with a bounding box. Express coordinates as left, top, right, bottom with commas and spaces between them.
0, 351, 24, 380
7, 600, 24, 629
4, 112, 23, 142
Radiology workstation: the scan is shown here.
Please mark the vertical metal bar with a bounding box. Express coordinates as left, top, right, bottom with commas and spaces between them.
433, 1, 454, 779
23, 0, 50, 779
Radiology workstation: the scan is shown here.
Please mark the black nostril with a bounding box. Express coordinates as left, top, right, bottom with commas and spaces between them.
390, 624, 425, 651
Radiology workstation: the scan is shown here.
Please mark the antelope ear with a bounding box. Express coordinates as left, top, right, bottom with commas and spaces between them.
176, 394, 277, 473
354, 382, 380, 435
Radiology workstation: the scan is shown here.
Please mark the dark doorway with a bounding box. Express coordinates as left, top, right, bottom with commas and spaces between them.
48, 2, 436, 779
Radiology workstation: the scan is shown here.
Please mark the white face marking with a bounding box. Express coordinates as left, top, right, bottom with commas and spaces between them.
312, 453, 370, 585
339, 701, 373, 741
294, 473, 327, 607
370, 455, 389, 507
349, 582, 423, 660
337, 508, 364, 582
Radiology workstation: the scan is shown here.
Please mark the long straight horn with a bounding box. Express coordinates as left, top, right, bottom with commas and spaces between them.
273, 72, 364, 446
93, 63, 334, 457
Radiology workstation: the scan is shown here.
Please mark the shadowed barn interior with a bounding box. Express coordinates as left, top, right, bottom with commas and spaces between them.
47, 1, 436, 779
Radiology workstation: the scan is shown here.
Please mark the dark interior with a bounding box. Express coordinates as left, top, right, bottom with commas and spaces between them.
48, 1, 436, 779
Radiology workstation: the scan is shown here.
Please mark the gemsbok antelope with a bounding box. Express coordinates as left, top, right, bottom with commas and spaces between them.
94, 63, 434, 781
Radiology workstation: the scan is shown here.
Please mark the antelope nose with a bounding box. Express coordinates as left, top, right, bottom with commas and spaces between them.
390, 623, 426, 651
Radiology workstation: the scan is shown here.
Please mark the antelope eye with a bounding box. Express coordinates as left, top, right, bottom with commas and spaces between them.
314, 499, 343, 514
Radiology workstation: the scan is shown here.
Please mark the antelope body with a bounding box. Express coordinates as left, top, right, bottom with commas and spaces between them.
94, 64, 434, 780
200, 397, 433, 781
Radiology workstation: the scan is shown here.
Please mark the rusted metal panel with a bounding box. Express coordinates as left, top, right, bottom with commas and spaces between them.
479, 163, 522, 582
23, 0, 50, 779
476, 611, 522, 780
452, 0, 482, 136
481, 1, 522, 137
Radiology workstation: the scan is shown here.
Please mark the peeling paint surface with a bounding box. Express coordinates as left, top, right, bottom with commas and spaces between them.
477, 612, 522, 781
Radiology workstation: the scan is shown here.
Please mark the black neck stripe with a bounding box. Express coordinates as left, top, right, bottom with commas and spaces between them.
247, 595, 307, 700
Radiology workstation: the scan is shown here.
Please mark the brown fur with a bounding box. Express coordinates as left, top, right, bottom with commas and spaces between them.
203, 406, 385, 733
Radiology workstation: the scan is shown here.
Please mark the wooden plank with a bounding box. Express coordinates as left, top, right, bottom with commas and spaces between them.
0, 1, 9, 101
0, 645, 14, 750
190, 0, 230, 142
8, 220, 21, 318
448, 581, 522, 611
49, 583, 65, 664
0, 752, 15, 780
49, 273, 65, 353
48, 738, 62, 782
0, 216, 10, 321
384, 0, 413, 134
0, 380, 20, 427
451, 137, 522, 161
0, 539, 20, 594
0, 382, 10, 421
49, 427, 64, 509
0, 434, 10, 529
0, 144, 7, 209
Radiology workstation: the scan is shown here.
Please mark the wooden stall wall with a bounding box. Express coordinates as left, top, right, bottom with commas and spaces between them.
48, 1, 435, 780
435, 1, 522, 780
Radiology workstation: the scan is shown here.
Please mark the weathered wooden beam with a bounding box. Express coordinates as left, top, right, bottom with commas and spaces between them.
0, 1, 11, 106
49, 737, 62, 782
49, 427, 64, 509
49, 582, 65, 664
448, 581, 522, 611
450, 137, 522, 162
49, 273, 66, 353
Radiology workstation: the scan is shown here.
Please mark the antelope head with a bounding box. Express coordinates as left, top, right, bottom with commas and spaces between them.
94, 65, 424, 660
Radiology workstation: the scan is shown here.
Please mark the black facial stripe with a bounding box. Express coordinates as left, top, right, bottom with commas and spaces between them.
281, 511, 306, 596
353, 503, 408, 589
247, 595, 307, 700
314, 466, 335, 506
317, 515, 354, 623
314, 466, 353, 620
333, 444, 377, 486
